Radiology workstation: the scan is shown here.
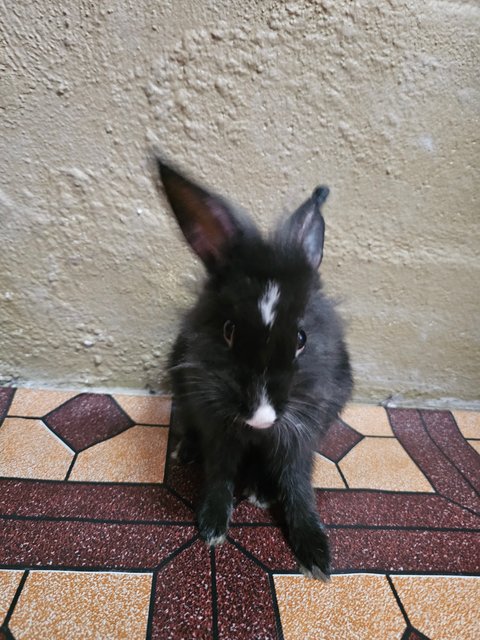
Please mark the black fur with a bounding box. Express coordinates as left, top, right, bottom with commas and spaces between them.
156, 158, 352, 579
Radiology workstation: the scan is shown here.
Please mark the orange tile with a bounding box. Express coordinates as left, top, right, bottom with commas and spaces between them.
9, 570, 152, 640
0, 570, 24, 620
468, 440, 480, 455
452, 410, 480, 439
113, 394, 171, 425
311, 453, 346, 489
392, 575, 480, 640
339, 437, 433, 492
69, 425, 169, 483
8, 388, 78, 417
274, 573, 405, 640
0, 418, 74, 480
341, 403, 394, 436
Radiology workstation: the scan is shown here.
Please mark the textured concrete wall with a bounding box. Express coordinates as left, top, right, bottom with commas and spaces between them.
1, 0, 479, 405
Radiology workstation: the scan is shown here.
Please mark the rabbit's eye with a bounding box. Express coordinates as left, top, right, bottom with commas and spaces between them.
223, 320, 235, 348
296, 329, 307, 356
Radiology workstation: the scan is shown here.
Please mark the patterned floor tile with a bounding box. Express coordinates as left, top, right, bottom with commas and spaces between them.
9, 570, 152, 640
274, 573, 405, 640
400, 627, 430, 640
0, 479, 193, 522
468, 440, 480, 455
317, 491, 480, 529
228, 527, 297, 572
165, 457, 203, 506
330, 528, 479, 574
7, 389, 77, 418
315, 418, 363, 462
68, 426, 169, 483
0, 419, 74, 480
44, 394, 133, 452
339, 437, 434, 492
392, 575, 480, 640
389, 408, 480, 512
231, 499, 275, 525
0, 388, 15, 418
1, 390, 478, 639
151, 540, 212, 639
113, 394, 171, 425
0, 519, 196, 570
341, 403, 394, 436
216, 542, 279, 640
311, 453, 346, 488
0, 570, 24, 620
421, 410, 480, 493
452, 410, 480, 439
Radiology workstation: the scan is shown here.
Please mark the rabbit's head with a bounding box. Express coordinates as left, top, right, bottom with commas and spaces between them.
157, 159, 335, 430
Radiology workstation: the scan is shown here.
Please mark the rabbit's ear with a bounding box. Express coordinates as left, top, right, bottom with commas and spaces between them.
156, 158, 243, 271
279, 186, 329, 269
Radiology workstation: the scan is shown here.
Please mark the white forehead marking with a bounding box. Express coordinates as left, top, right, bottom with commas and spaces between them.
259, 280, 280, 328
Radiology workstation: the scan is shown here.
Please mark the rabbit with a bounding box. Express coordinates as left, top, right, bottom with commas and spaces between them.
155, 157, 352, 580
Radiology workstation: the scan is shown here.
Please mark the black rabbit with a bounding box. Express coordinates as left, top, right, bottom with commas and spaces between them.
156, 158, 352, 580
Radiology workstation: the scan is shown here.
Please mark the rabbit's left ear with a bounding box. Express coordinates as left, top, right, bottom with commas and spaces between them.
278, 186, 329, 269
156, 158, 244, 272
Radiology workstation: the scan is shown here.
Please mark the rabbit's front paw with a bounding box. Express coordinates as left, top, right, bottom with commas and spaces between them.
293, 525, 331, 582
198, 498, 232, 547
171, 437, 201, 464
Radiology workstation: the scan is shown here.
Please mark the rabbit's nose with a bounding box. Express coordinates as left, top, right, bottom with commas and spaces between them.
245, 389, 277, 429
246, 403, 276, 429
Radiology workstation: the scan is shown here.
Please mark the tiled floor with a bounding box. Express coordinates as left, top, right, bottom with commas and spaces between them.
0, 388, 479, 639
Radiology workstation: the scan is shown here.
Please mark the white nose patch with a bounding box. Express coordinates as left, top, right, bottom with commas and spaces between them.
246, 393, 277, 429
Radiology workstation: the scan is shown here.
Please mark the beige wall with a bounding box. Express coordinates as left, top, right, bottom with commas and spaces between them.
1, 1, 479, 406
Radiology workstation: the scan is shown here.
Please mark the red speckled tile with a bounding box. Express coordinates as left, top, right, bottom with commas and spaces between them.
165, 458, 203, 507
0, 519, 196, 570
388, 408, 480, 513
330, 528, 480, 574
0, 388, 15, 419
43, 394, 133, 452
316, 490, 480, 529
402, 630, 431, 640
420, 410, 480, 493
315, 418, 363, 463
228, 526, 297, 572
215, 541, 279, 640
0, 479, 193, 522
151, 539, 212, 639
231, 499, 276, 524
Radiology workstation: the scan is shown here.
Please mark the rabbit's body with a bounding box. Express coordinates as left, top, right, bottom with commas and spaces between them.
157, 159, 352, 579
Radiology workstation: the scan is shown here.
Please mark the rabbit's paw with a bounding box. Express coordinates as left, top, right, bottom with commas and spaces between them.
171, 438, 200, 464
293, 525, 331, 582
198, 500, 232, 547
246, 493, 270, 510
